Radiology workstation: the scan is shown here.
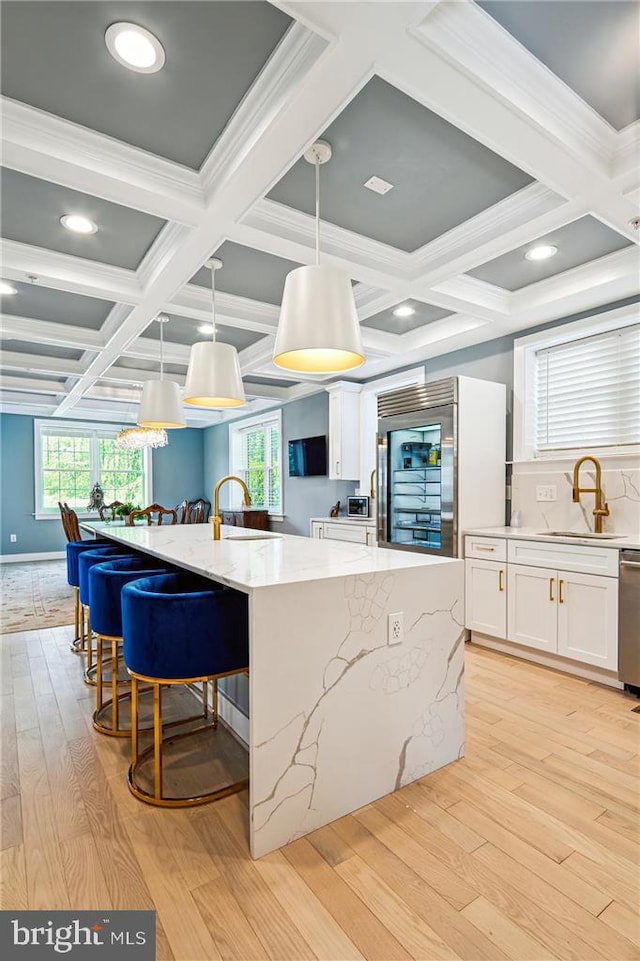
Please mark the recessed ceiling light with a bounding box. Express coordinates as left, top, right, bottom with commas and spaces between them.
0, 280, 17, 295
525, 244, 558, 262
393, 305, 415, 318
60, 214, 98, 235
105, 22, 165, 73
198, 324, 214, 336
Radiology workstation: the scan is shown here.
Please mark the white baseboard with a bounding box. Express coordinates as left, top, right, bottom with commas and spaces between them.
0, 551, 66, 564
470, 631, 624, 689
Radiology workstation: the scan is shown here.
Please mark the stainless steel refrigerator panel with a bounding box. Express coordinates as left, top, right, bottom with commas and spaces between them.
619, 550, 640, 688
377, 404, 457, 557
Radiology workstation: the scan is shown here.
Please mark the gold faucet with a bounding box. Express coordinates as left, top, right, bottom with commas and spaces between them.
369, 468, 376, 500
212, 475, 251, 540
572, 456, 609, 533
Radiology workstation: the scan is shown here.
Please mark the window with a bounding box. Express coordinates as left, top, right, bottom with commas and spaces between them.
35, 420, 152, 519
513, 307, 640, 460
229, 410, 282, 514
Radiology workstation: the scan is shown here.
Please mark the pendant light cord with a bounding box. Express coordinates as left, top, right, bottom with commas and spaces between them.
210, 265, 217, 343
315, 156, 320, 266
159, 316, 164, 380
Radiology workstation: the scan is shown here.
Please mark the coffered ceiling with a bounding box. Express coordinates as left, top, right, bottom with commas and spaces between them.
1, 0, 638, 428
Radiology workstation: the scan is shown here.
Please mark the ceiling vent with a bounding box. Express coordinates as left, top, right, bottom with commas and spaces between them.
363, 176, 394, 196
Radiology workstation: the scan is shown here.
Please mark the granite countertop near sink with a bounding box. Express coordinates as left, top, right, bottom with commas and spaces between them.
465, 526, 640, 551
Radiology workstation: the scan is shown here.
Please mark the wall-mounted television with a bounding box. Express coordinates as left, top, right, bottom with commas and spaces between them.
288, 435, 327, 477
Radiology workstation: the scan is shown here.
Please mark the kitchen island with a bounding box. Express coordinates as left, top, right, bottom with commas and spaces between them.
89, 522, 464, 858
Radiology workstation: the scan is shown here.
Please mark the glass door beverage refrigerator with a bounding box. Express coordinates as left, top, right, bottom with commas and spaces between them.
377, 376, 506, 557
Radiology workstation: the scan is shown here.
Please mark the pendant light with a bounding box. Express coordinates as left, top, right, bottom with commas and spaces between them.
137, 314, 186, 429
273, 140, 364, 373
183, 258, 246, 408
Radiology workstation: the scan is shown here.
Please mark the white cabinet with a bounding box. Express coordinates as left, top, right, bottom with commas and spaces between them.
466, 535, 620, 676
326, 383, 361, 480
310, 519, 376, 545
465, 558, 506, 639
507, 562, 619, 671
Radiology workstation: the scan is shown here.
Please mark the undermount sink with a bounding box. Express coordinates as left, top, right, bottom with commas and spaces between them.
223, 533, 282, 541
539, 531, 624, 540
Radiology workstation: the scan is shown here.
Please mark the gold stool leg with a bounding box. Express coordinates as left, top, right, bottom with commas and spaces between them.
87, 614, 94, 672
212, 678, 218, 728
111, 638, 119, 733
74, 587, 80, 642
96, 635, 103, 713
202, 679, 208, 719
131, 676, 139, 766
153, 685, 162, 801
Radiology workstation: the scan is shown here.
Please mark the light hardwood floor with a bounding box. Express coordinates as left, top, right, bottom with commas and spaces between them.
1, 624, 639, 961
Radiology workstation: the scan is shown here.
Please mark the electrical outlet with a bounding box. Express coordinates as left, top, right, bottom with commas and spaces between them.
536, 485, 557, 502
388, 611, 403, 644
9, 534, 17, 543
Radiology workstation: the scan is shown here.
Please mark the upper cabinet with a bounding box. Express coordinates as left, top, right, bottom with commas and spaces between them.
326, 383, 362, 480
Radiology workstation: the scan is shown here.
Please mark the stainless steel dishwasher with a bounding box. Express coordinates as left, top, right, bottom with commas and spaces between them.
619, 550, 640, 695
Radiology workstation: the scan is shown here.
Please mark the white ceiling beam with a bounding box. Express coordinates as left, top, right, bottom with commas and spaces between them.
0, 350, 84, 377
0, 240, 141, 304
1, 97, 205, 226
0, 375, 66, 395
0, 313, 104, 351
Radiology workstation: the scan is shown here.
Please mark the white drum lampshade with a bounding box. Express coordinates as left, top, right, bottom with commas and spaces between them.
137, 315, 185, 429
273, 263, 364, 373
138, 379, 185, 428
183, 340, 246, 408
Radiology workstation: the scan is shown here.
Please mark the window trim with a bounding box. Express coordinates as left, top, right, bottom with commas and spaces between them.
34, 419, 153, 520
227, 409, 283, 516
513, 305, 640, 463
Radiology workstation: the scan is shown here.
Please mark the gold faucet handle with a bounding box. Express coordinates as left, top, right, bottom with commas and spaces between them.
594, 503, 610, 517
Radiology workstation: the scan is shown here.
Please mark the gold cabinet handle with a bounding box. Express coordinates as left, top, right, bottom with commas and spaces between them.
477, 545, 495, 552
559, 579, 564, 604
498, 569, 504, 592
549, 577, 555, 602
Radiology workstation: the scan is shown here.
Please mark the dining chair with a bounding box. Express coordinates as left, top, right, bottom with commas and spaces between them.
127, 504, 178, 526
187, 498, 212, 523
98, 501, 125, 521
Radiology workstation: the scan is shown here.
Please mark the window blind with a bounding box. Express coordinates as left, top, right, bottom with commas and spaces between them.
535, 323, 640, 451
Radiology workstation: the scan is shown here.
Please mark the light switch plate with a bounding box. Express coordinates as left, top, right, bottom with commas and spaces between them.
536, 485, 557, 502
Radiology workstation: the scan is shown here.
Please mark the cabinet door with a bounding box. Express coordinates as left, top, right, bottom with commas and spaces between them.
323, 522, 368, 544
465, 558, 506, 639
557, 571, 618, 671
507, 563, 557, 653
328, 391, 343, 479
310, 522, 323, 539
366, 528, 376, 546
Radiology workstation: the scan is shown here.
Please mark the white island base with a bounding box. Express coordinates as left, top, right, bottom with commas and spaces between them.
92, 524, 464, 858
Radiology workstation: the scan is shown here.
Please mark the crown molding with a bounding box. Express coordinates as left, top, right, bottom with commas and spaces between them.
413, 0, 615, 176
242, 198, 408, 278
430, 275, 511, 315
169, 285, 280, 334
1, 97, 204, 225
137, 223, 195, 291
0, 313, 104, 351
0, 375, 67, 396
0, 350, 84, 378
200, 23, 328, 196
0, 395, 58, 415
407, 183, 570, 282
613, 121, 640, 189
0, 239, 141, 304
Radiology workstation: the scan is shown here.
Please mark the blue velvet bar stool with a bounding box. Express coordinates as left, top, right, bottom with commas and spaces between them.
66, 541, 105, 654
122, 572, 249, 807
89, 556, 171, 736
78, 545, 135, 682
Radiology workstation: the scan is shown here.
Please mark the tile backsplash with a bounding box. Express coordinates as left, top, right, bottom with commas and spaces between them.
511, 464, 640, 536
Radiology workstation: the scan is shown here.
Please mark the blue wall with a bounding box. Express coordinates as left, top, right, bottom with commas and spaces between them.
0, 413, 205, 556
203, 392, 357, 535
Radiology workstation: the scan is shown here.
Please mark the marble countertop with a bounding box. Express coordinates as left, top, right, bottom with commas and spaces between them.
465, 526, 640, 551
93, 523, 459, 592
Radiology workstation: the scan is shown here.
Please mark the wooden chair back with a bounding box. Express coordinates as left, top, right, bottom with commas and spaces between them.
127, 504, 178, 526
187, 498, 211, 524
98, 501, 125, 521
58, 502, 82, 542
175, 499, 188, 524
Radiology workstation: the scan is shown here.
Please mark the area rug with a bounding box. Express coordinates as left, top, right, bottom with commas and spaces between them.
1, 560, 74, 634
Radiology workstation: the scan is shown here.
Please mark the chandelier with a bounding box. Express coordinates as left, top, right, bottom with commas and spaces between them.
116, 426, 168, 450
